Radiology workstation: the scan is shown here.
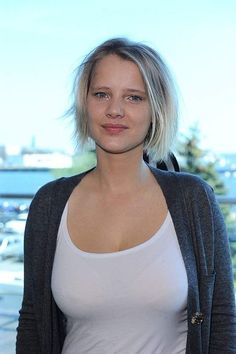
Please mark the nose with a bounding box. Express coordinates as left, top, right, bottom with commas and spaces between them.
106, 97, 124, 119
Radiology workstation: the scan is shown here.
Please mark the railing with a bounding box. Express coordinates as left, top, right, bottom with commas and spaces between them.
217, 196, 236, 204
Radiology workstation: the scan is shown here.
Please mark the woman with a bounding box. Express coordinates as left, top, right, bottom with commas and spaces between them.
16, 38, 236, 353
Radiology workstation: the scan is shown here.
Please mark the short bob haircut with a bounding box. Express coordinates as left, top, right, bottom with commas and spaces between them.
70, 37, 178, 161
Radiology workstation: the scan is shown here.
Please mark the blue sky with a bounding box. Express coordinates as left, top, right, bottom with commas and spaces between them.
0, 0, 235, 154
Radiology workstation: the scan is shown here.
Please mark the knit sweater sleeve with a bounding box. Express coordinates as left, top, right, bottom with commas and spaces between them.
16, 182, 53, 354
181, 173, 236, 353
206, 186, 236, 352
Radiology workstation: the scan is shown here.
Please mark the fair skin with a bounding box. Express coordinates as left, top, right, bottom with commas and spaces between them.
68, 54, 168, 253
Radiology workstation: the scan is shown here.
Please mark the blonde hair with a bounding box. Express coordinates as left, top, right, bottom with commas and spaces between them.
70, 38, 178, 161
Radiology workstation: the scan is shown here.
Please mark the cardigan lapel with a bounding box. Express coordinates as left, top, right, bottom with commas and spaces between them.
41, 173, 86, 353
149, 167, 202, 353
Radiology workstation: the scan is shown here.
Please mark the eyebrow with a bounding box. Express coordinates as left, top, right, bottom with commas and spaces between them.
90, 86, 146, 95
126, 88, 147, 95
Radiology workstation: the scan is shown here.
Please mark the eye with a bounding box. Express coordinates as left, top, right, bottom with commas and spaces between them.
94, 92, 109, 99
128, 95, 143, 102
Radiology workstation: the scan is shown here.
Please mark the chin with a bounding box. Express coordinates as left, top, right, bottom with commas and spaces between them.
95, 141, 144, 156
97, 145, 127, 155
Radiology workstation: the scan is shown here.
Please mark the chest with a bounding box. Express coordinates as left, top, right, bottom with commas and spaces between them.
51, 208, 188, 353
67, 187, 167, 253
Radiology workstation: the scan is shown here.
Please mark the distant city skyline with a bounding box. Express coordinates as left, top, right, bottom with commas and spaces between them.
0, 0, 235, 154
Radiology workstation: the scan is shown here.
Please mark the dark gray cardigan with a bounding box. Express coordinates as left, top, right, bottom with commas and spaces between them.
16, 166, 236, 354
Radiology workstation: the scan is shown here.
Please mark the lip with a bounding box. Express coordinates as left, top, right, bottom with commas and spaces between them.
101, 123, 128, 133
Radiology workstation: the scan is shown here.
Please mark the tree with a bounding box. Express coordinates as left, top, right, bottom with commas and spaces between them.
177, 125, 236, 287
177, 125, 227, 193
177, 125, 235, 231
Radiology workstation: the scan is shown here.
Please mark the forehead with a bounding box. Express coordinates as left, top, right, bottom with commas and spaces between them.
90, 54, 145, 88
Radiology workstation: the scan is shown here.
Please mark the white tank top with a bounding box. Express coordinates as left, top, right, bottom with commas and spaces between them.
52, 203, 188, 354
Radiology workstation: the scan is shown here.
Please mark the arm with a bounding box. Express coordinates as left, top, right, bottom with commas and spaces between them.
178, 173, 236, 352
16, 186, 51, 354
16, 220, 41, 353
208, 189, 236, 352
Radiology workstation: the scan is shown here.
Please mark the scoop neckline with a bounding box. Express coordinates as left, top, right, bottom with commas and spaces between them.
60, 202, 172, 258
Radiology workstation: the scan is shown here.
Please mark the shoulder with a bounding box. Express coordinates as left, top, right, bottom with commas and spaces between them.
149, 166, 218, 213
150, 165, 213, 195
29, 169, 92, 214
174, 171, 213, 196
35, 169, 90, 197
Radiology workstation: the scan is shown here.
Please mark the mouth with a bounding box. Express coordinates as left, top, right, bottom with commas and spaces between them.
101, 123, 129, 134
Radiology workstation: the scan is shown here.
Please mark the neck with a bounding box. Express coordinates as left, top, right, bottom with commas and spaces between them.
91, 147, 151, 195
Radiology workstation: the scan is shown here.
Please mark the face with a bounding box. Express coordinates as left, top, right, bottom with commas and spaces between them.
86, 54, 151, 156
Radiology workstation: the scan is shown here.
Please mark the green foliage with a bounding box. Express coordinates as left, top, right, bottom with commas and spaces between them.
52, 150, 97, 178
178, 126, 235, 229
177, 125, 235, 225
178, 125, 226, 194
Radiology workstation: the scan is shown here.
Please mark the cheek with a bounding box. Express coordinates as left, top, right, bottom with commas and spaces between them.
87, 100, 104, 121
143, 109, 152, 136
86, 105, 102, 138
141, 107, 152, 127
